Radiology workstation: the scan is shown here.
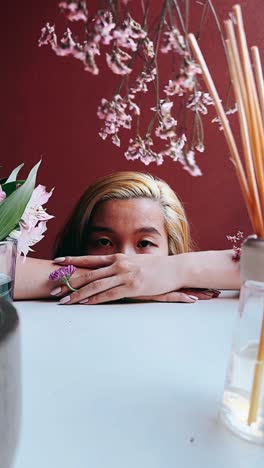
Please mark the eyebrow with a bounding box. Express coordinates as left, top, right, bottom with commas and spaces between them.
88, 226, 162, 236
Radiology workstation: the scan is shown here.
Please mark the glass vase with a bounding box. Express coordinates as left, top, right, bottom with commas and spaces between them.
0, 298, 20, 468
220, 235, 264, 444
0, 239, 17, 302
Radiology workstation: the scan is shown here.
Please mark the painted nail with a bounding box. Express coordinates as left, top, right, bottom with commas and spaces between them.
59, 295, 71, 304
50, 287, 62, 296
203, 289, 221, 298
79, 299, 89, 304
189, 295, 199, 301
211, 289, 221, 298
53, 257, 66, 263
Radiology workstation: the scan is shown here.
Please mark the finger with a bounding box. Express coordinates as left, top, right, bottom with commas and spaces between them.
49, 264, 119, 297
194, 293, 217, 301
59, 276, 127, 305
79, 285, 132, 305
183, 291, 219, 300
135, 292, 199, 303
179, 288, 221, 299
53, 254, 118, 269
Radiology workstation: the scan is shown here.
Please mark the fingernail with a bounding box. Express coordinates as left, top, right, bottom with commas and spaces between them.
189, 295, 198, 301
211, 290, 221, 298
53, 257, 66, 263
50, 287, 62, 296
59, 295, 71, 304
204, 289, 221, 298
79, 299, 89, 304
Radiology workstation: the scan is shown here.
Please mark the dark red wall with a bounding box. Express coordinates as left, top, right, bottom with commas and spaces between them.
2, 0, 263, 258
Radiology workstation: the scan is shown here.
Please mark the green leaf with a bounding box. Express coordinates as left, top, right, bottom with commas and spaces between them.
0, 161, 41, 241
5, 163, 24, 183
1, 180, 25, 197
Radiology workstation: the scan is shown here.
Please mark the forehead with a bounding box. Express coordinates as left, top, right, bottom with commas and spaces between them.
90, 198, 166, 229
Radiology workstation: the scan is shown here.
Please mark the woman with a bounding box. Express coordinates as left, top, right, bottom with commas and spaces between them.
14, 172, 240, 303
54, 171, 191, 257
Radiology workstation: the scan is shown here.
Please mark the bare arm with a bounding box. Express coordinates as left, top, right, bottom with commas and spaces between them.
180, 249, 240, 290
14, 257, 90, 300
14, 257, 62, 299
50, 249, 240, 305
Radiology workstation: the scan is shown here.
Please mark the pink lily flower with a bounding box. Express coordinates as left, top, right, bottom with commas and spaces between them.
22, 185, 54, 229
0, 185, 6, 202
17, 221, 48, 257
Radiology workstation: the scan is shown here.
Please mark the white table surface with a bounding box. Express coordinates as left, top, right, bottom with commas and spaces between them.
12, 292, 263, 468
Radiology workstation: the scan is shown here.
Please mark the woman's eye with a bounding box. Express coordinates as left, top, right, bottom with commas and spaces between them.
96, 238, 112, 247
138, 239, 153, 248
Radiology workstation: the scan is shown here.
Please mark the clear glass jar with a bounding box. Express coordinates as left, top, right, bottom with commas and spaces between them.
220, 236, 264, 444
0, 298, 20, 468
0, 239, 17, 302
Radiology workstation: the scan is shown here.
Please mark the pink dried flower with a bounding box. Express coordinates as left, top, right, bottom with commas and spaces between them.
59, 1, 88, 22
39, 2, 224, 176
178, 150, 202, 177
54, 28, 76, 56
160, 134, 187, 161
195, 142, 205, 153
113, 28, 138, 52
227, 231, 244, 262
227, 231, 244, 243
160, 100, 174, 116
151, 100, 173, 116
94, 10, 116, 45
212, 104, 237, 131
232, 246, 242, 262
185, 61, 202, 78
164, 79, 185, 97
124, 14, 146, 40
38, 23, 57, 48
97, 95, 132, 141
83, 41, 100, 74
112, 133, 121, 147
187, 92, 214, 115
125, 136, 163, 166
164, 61, 202, 98
113, 14, 146, 51
226, 104, 238, 115
106, 47, 132, 75
130, 67, 156, 94
141, 37, 155, 58
127, 97, 140, 115
155, 115, 177, 140
161, 27, 186, 55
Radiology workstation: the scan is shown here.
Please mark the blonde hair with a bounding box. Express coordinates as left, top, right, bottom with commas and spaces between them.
54, 171, 191, 257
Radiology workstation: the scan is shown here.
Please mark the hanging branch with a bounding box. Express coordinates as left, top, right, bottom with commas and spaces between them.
39, 0, 230, 176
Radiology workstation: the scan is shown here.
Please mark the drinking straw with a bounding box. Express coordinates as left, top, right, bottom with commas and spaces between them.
188, 3, 264, 426
187, 32, 253, 228
248, 313, 264, 425
224, 24, 263, 233
233, 5, 264, 214
251, 46, 264, 128
229, 4, 264, 424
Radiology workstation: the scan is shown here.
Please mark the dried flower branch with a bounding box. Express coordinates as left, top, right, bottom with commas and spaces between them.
39, 1, 233, 175
226, 230, 244, 262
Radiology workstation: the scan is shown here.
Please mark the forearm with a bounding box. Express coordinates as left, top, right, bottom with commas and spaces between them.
14, 257, 60, 300
175, 249, 240, 290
